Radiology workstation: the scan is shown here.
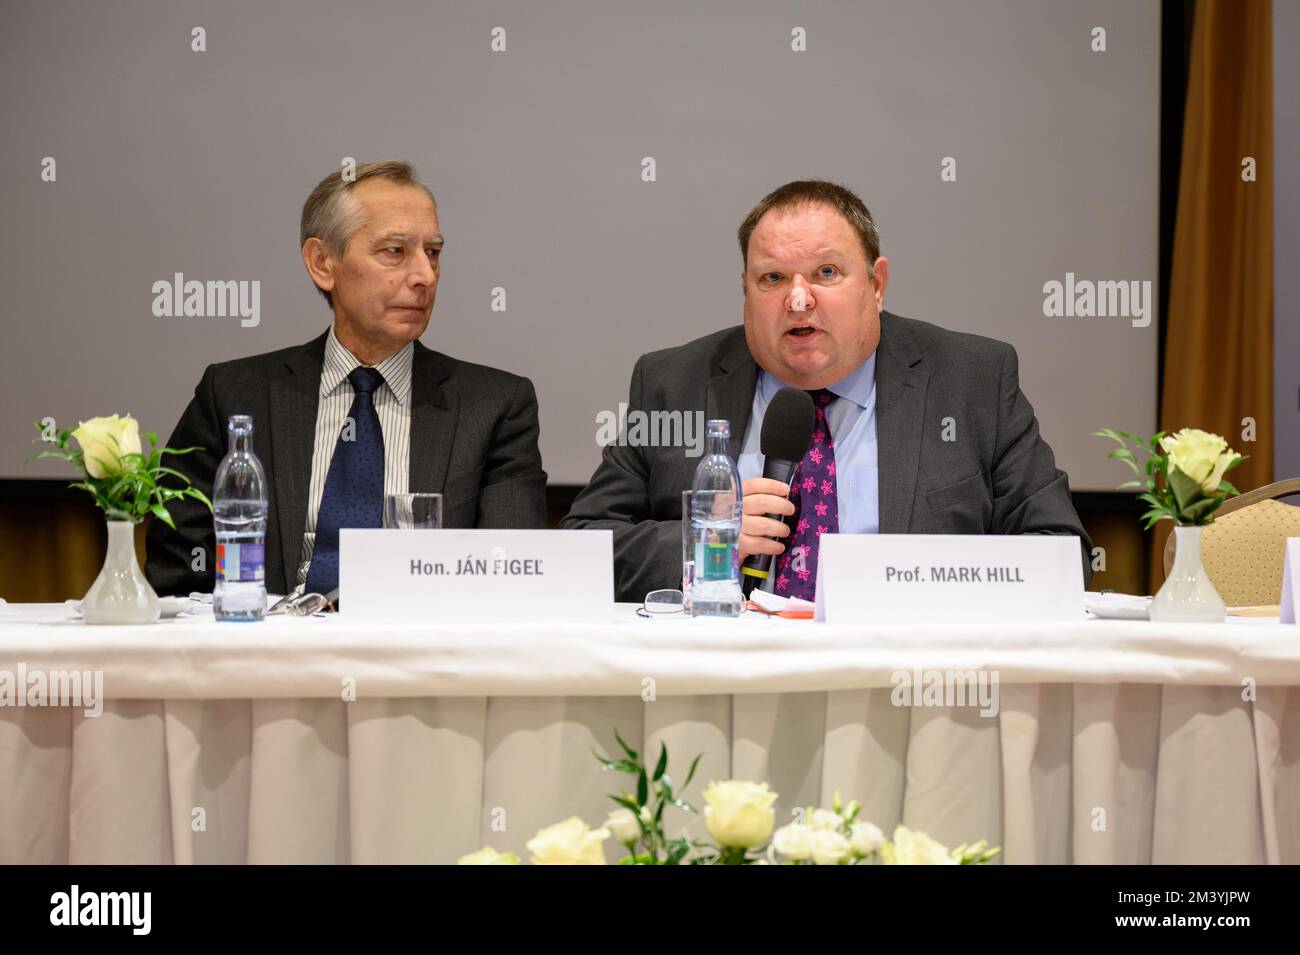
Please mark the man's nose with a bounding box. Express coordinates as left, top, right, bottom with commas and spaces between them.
786, 275, 815, 313
410, 253, 438, 288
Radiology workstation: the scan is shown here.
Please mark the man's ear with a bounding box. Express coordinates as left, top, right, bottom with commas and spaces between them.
740, 268, 747, 295
301, 237, 337, 297
869, 256, 890, 309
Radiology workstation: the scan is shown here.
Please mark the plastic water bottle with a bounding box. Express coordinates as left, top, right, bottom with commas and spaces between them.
213, 414, 268, 621
689, 419, 743, 617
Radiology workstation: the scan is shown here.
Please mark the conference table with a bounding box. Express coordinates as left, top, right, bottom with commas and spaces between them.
1, 601, 1296, 865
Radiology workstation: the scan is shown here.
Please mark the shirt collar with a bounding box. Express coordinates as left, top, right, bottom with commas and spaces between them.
758, 350, 877, 410
321, 323, 414, 404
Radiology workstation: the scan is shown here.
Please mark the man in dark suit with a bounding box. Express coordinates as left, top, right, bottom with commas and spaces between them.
146, 161, 546, 598
561, 180, 1092, 602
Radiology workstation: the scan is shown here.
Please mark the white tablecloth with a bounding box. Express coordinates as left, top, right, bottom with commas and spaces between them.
0, 603, 1296, 864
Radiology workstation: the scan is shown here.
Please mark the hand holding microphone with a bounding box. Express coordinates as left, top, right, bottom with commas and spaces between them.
740, 387, 816, 597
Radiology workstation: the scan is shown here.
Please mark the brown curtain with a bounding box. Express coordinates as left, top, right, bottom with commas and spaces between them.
1152, 0, 1274, 592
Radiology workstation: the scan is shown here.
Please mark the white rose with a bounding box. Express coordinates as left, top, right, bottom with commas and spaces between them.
72, 414, 142, 479
1160, 428, 1237, 495
808, 808, 843, 830
703, 780, 777, 849
850, 821, 884, 855
883, 825, 957, 865
457, 846, 519, 865
525, 816, 610, 865
771, 823, 817, 861
606, 808, 641, 845
810, 829, 851, 865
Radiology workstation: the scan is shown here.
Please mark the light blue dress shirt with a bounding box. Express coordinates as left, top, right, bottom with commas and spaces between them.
737, 353, 880, 540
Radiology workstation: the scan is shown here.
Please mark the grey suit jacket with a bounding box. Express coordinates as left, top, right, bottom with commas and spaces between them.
145, 329, 547, 597
560, 311, 1092, 602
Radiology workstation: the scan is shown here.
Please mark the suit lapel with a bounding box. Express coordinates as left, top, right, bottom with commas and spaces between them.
268, 331, 329, 592
875, 312, 929, 534
707, 328, 759, 459
408, 342, 457, 494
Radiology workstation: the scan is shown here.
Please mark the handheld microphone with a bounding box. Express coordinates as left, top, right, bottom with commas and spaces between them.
741, 387, 816, 598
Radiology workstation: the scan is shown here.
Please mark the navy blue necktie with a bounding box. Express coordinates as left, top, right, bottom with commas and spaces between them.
305, 366, 386, 596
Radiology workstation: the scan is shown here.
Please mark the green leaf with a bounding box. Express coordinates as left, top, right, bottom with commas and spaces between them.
613, 728, 638, 761
1179, 498, 1217, 523
652, 742, 668, 783
608, 793, 641, 815
670, 798, 697, 815
183, 487, 214, 512
149, 501, 177, 530
636, 767, 648, 806
1217, 480, 1240, 496
658, 773, 673, 801
1167, 466, 1203, 513
682, 752, 703, 788
1116, 480, 1145, 490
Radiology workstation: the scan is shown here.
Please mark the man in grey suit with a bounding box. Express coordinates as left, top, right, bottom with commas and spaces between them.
146, 161, 546, 598
561, 180, 1091, 603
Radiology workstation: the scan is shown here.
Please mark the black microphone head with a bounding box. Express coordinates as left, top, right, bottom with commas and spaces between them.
760, 387, 816, 463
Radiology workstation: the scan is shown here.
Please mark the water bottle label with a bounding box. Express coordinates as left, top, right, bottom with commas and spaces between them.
698, 541, 734, 581
217, 542, 265, 583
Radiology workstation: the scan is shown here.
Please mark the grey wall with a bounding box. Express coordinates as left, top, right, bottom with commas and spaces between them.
2, 0, 1158, 488
1275, 0, 1299, 481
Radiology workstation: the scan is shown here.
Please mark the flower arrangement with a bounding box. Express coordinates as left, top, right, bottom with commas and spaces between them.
28, 415, 211, 526
458, 731, 1000, 865
1093, 427, 1244, 527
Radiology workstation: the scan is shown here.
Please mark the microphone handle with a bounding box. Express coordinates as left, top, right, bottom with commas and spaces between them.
740, 457, 799, 598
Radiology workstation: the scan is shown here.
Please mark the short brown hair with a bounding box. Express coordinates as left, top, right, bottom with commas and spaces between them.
737, 179, 881, 271
300, 160, 438, 307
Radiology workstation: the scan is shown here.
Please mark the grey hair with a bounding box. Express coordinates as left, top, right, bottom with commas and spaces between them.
299, 160, 438, 307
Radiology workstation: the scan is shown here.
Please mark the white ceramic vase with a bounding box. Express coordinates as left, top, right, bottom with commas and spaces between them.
1149, 524, 1225, 623
81, 519, 160, 624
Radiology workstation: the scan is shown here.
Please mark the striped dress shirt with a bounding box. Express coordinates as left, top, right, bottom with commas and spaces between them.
292, 323, 413, 595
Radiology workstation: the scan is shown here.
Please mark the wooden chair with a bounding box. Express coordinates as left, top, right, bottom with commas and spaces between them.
1162, 478, 1300, 605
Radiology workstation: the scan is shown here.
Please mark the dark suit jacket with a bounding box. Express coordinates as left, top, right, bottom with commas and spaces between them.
560, 311, 1093, 602
145, 329, 547, 596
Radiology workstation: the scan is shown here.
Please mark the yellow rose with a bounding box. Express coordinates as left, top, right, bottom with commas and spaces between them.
882, 825, 957, 865
525, 816, 610, 865
702, 780, 777, 848
457, 846, 519, 865
1160, 428, 1237, 495
72, 414, 142, 479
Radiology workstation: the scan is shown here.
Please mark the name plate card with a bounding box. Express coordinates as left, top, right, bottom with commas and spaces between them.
340, 529, 613, 623
1281, 538, 1299, 624
815, 534, 1085, 624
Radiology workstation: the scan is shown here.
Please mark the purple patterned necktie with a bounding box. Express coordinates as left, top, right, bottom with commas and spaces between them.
774, 388, 839, 601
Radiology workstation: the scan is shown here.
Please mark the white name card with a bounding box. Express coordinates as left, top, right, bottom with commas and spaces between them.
815, 534, 1085, 624
339, 529, 613, 623
1281, 538, 1299, 624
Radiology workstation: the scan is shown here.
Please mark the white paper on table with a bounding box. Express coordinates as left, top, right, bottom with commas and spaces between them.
749, 590, 815, 614
1083, 591, 1152, 620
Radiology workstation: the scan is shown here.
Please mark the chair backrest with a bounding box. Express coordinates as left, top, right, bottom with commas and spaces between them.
1162, 478, 1300, 605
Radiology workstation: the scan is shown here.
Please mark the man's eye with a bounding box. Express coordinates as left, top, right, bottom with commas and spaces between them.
818, 266, 837, 278
426, 249, 440, 259
384, 247, 403, 255
762, 272, 781, 284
